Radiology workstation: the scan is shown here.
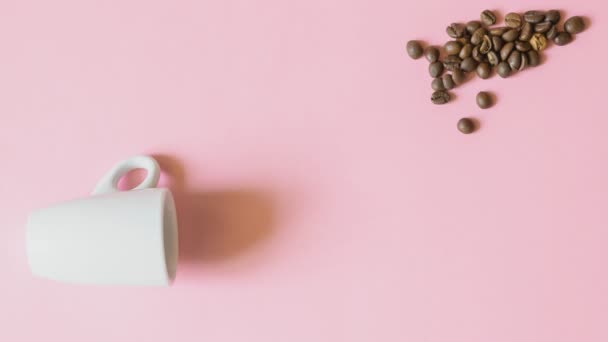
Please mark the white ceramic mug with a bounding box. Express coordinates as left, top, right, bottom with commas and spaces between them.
26, 155, 179, 286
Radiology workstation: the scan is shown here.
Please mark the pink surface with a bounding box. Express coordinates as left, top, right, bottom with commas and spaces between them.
1, 0, 607, 341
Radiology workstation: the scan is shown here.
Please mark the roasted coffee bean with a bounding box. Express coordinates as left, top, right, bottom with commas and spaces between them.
519, 22, 533, 41
459, 43, 473, 59
492, 36, 504, 52
502, 29, 520, 42
545, 10, 561, 24
546, 25, 558, 40
446, 23, 467, 38
460, 57, 478, 72
508, 50, 522, 70
480, 35, 492, 54
489, 27, 508, 36
519, 53, 528, 71
481, 10, 497, 26
444, 41, 462, 56
500, 42, 514, 60
553, 31, 573, 46
443, 55, 462, 71
429, 61, 444, 77
457, 118, 476, 134
534, 21, 552, 33
466, 20, 482, 34
515, 41, 531, 52
497, 61, 511, 78
476, 91, 493, 109
424, 46, 440, 63
565, 16, 585, 34
527, 50, 540, 66
406, 40, 423, 59
431, 90, 450, 104
487, 51, 500, 66
476, 62, 492, 79
530, 33, 548, 51
505, 13, 522, 28
442, 74, 456, 90
451, 69, 466, 85
524, 10, 545, 23
457, 37, 471, 45
431, 77, 445, 91
471, 27, 487, 45
472, 45, 483, 62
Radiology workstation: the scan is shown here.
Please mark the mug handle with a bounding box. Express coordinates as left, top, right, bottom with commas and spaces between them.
92, 155, 161, 195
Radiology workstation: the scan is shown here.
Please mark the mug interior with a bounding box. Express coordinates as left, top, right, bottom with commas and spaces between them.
162, 191, 179, 282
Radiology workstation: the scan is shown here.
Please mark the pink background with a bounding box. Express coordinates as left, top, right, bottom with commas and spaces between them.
1, 0, 607, 341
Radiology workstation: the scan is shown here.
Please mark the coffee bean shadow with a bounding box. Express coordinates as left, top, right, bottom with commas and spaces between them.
488, 91, 498, 108
558, 9, 570, 27
491, 9, 503, 24
448, 91, 458, 102
538, 53, 546, 67
173, 189, 275, 264
464, 69, 478, 83
119, 154, 277, 266
581, 16, 592, 29
470, 117, 482, 132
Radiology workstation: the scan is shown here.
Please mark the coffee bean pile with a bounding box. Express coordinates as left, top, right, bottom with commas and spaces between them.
406, 10, 587, 134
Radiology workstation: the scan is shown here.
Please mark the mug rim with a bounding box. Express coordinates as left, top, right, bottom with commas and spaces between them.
159, 189, 179, 284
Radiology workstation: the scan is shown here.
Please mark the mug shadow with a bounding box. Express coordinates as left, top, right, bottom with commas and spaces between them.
121, 154, 276, 266
174, 190, 275, 264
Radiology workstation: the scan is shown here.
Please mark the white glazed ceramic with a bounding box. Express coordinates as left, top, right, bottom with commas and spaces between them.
26, 155, 178, 286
